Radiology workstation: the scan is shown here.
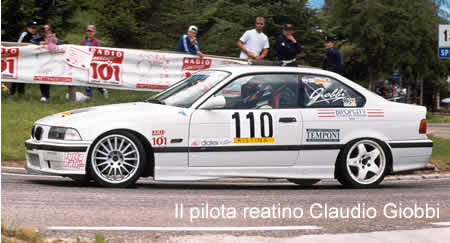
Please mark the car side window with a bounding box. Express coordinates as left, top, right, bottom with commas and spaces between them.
301, 74, 365, 108
215, 74, 299, 109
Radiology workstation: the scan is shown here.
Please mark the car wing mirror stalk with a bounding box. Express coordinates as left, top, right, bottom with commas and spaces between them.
200, 96, 226, 110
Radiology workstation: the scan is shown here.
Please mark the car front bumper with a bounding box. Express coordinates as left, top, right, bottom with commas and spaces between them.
25, 139, 91, 176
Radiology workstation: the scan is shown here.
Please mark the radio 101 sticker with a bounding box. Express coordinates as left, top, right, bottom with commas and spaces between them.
1, 47, 20, 80
88, 48, 124, 86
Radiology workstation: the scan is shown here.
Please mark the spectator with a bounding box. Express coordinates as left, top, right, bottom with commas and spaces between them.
2, 83, 9, 92
31, 25, 64, 102
177, 25, 205, 58
322, 35, 342, 74
82, 25, 107, 98
237, 17, 269, 60
9, 20, 38, 96
275, 24, 301, 67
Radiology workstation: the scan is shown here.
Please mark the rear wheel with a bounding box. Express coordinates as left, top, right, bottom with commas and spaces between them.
88, 131, 145, 188
288, 179, 321, 187
336, 139, 388, 188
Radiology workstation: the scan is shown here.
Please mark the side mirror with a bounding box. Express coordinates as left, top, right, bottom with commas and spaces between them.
201, 96, 226, 110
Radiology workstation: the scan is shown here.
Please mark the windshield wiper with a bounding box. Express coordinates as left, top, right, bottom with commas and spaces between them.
145, 98, 165, 105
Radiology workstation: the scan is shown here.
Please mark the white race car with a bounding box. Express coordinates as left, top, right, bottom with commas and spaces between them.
25, 66, 432, 188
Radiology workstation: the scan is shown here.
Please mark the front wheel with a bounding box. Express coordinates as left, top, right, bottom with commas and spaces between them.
336, 139, 389, 188
88, 131, 146, 188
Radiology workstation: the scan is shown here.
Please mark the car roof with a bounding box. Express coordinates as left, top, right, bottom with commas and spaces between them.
211, 65, 337, 77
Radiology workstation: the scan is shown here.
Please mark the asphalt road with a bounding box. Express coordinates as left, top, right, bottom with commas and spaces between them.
428, 123, 450, 138
1, 173, 450, 242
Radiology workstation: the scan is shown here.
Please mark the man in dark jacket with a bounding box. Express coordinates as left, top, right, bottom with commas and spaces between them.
322, 36, 342, 74
9, 20, 38, 95
275, 24, 301, 67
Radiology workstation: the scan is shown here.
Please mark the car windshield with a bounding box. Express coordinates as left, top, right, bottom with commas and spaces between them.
148, 70, 230, 108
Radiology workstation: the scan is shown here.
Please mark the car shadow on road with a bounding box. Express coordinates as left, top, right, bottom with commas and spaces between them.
27, 178, 431, 191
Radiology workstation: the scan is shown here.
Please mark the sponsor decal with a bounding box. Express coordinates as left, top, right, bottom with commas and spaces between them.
63, 152, 85, 169
307, 88, 346, 106
306, 129, 340, 142
152, 130, 167, 145
88, 48, 124, 86
343, 97, 357, 107
367, 109, 385, 117
234, 137, 275, 143
152, 130, 166, 136
317, 109, 384, 119
317, 109, 337, 118
178, 111, 187, 116
191, 138, 233, 146
182, 57, 212, 71
335, 109, 367, 118
151, 130, 167, 145
152, 137, 167, 145
1, 47, 19, 79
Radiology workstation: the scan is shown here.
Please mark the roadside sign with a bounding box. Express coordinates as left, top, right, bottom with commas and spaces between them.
438, 25, 450, 59
439, 47, 450, 58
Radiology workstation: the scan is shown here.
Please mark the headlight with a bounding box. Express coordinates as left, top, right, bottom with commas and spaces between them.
48, 127, 82, 140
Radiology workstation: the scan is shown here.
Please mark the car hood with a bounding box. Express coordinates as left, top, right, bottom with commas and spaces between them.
35, 102, 191, 127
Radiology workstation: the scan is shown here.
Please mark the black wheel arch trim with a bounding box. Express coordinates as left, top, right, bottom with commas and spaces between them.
388, 142, 433, 148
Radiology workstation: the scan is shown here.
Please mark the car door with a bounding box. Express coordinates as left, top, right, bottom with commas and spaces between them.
188, 73, 303, 167
297, 73, 367, 168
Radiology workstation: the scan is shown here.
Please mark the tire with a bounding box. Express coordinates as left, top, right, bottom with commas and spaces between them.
288, 179, 321, 187
336, 139, 389, 188
87, 131, 146, 188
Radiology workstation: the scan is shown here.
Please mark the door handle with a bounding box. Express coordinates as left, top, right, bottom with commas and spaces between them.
279, 117, 296, 123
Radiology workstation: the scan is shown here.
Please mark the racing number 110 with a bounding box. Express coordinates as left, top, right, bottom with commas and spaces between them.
232, 112, 273, 138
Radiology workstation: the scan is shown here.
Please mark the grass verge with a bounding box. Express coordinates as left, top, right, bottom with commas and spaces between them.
1, 84, 154, 160
1, 222, 45, 243
429, 136, 450, 170
428, 114, 450, 123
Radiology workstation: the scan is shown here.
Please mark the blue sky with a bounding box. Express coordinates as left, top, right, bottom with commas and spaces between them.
307, 0, 450, 10
307, 0, 324, 9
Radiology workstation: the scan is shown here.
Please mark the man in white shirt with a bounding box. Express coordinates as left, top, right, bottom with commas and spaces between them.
237, 17, 269, 60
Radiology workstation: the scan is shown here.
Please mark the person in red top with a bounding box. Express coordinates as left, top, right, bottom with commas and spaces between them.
83, 25, 107, 98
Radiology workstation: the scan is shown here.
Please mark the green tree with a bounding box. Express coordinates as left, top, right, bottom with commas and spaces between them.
1, 0, 87, 42
322, 0, 448, 91
91, 0, 324, 65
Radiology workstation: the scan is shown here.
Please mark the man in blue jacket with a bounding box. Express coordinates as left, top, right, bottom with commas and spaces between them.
275, 24, 301, 67
322, 36, 342, 74
177, 25, 205, 58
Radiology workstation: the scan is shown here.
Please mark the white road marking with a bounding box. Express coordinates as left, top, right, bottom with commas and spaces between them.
431, 222, 450, 226
48, 226, 321, 231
